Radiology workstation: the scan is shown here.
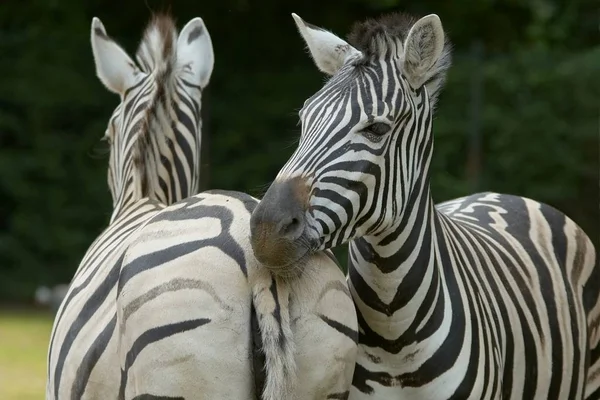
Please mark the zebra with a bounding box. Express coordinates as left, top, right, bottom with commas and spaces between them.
250, 11, 600, 400
48, 12, 358, 400
47, 13, 215, 399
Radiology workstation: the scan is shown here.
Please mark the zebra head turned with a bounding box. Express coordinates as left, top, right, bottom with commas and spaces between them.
250, 12, 451, 274
91, 13, 214, 221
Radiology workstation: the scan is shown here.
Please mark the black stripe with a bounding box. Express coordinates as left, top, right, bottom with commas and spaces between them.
132, 395, 184, 400
251, 304, 266, 397
327, 391, 349, 399
71, 315, 117, 399
319, 314, 358, 344
54, 253, 124, 399
268, 279, 285, 348
542, 203, 581, 399
119, 319, 210, 399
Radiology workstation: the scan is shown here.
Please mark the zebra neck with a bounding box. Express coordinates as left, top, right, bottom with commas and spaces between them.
110, 170, 149, 223
348, 187, 448, 341
140, 128, 201, 205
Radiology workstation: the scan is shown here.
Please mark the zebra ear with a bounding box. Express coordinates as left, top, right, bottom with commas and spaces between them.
91, 17, 139, 95
292, 13, 362, 76
401, 14, 445, 89
177, 17, 214, 88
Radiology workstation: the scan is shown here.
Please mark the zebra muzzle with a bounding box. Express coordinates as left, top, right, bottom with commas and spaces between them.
250, 177, 311, 270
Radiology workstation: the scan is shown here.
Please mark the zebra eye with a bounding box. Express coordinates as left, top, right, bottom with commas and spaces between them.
362, 122, 391, 138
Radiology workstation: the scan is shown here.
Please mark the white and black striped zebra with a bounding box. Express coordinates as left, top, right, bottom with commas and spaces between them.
250, 12, 600, 400
47, 12, 358, 400
47, 13, 214, 399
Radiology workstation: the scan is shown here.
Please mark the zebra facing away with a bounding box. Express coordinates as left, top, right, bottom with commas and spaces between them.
250, 11, 600, 400
47, 12, 358, 400
47, 13, 215, 399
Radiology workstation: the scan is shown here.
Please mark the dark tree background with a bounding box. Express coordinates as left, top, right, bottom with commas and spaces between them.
0, 0, 597, 302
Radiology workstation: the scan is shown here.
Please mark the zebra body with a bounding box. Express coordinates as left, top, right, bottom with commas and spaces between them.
349, 192, 598, 399
250, 12, 600, 400
118, 190, 358, 399
47, 13, 214, 399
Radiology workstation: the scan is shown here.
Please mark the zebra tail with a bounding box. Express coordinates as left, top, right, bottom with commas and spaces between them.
250, 267, 297, 400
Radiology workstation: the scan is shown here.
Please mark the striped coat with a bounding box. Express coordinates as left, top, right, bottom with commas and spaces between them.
47, 12, 358, 400
250, 11, 600, 400
47, 13, 214, 399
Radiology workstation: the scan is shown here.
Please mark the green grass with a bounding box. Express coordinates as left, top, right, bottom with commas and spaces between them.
0, 309, 54, 400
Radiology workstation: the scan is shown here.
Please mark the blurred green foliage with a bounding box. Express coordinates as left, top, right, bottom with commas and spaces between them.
0, 0, 597, 300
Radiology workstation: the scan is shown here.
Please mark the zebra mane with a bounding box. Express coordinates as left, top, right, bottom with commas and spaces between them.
135, 13, 178, 76
347, 12, 452, 105
131, 13, 181, 201
347, 12, 419, 58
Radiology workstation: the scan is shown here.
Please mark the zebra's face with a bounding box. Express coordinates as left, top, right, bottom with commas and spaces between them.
251, 13, 449, 274
91, 16, 214, 207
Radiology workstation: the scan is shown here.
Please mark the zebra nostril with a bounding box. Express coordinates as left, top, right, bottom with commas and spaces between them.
278, 215, 304, 239
287, 217, 300, 232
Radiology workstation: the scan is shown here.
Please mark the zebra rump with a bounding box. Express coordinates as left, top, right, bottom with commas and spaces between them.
117, 190, 358, 399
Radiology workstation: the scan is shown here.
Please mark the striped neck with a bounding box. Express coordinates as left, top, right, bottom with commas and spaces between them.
109, 158, 145, 223
134, 78, 203, 205
348, 175, 450, 349
107, 77, 203, 223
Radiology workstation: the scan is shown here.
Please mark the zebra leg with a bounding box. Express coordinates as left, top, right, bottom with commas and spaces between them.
290, 251, 359, 399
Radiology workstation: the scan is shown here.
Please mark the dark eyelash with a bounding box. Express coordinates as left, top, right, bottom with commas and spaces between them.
362, 122, 391, 141
365, 122, 390, 136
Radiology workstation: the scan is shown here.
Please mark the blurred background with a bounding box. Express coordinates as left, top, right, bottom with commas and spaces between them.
0, 0, 597, 398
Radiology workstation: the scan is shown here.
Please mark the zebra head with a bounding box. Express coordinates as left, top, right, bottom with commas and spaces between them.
250, 13, 451, 273
91, 14, 214, 220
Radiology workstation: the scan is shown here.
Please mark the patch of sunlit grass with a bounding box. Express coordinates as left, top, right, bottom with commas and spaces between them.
0, 309, 54, 400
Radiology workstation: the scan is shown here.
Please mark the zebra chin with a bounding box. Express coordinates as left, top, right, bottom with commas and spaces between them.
250, 232, 315, 278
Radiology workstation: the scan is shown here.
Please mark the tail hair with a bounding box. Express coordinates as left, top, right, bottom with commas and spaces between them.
250, 268, 297, 400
